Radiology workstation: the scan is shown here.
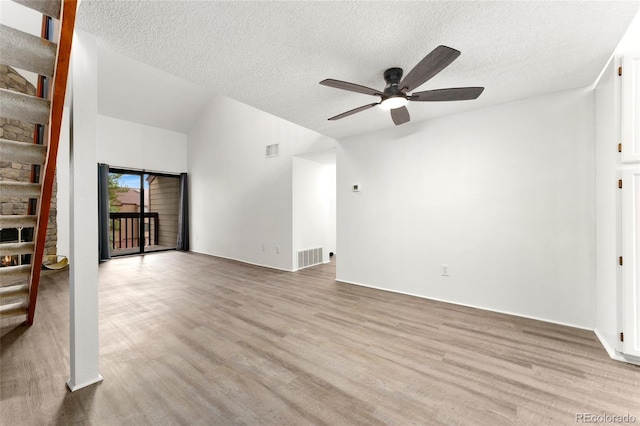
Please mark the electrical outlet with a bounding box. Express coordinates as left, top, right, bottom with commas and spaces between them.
276, 246, 280, 254
441, 264, 449, 277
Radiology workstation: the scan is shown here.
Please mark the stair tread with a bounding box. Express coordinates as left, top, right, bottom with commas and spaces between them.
0, 24, 56, 77
0, 241, 33, 250
0, 181, 42, 199
0, 265, 31, 287
0, 283, 29, 293
0, 283, 29, 297
0, 139, 47, 165
0, 88, 50, 125
0, 264, 31, 275
0, 215, 37, 229
0, 299, 28, 318
0, 242, 35, 256
10, 0, 61, 19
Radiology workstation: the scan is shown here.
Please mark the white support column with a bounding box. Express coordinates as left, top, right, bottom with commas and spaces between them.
67, 29, 102, 391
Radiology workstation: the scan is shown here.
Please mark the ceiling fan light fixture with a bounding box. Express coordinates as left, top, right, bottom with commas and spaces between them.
321, 46, 483, 125
379, 96, 408, 111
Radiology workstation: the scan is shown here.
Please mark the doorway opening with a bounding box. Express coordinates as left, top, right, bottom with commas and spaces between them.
108, 168, 180, 256
292, 149, 336, 272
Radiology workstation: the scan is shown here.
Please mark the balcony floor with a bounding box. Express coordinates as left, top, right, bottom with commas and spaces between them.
111, 245, 175, 257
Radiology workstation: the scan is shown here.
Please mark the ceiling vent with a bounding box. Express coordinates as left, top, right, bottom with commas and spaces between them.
266, 144, 279, 158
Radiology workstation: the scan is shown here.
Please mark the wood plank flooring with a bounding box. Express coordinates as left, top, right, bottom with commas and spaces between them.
1, 251, 639, 425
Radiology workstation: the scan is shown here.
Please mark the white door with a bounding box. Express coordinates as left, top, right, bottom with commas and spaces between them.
621, 53, 640, 163
622, 169, 640, 357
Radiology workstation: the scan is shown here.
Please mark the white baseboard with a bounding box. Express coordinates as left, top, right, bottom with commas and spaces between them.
593, 328, 619, 359
66, 374, 103, 392
335, 278, 592, 331
617, 352, 640, 366
189, 250, 295, 272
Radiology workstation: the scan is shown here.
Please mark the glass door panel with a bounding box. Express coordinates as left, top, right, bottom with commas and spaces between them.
145, 173, 179, 252
108, 172, 143, 256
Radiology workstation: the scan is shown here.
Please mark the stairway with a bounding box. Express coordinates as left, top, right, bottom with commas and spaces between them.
0, 0, 77, 324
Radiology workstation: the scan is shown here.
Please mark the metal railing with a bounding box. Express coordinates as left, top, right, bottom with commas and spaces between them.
109, 212, 159, 250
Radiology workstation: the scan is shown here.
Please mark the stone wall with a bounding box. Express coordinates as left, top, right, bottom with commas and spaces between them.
0, 65, 57, 258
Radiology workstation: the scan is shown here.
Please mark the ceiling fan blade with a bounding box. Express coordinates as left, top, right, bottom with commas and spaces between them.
390, 106, 410, 126
410, 87, 485, 102
328, 103, 379, 121
320, 79, 382, 96
399, 46, 461, 92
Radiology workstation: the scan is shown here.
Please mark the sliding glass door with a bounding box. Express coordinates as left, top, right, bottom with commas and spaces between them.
108, 168, 179, 256
109, 171, 142, 255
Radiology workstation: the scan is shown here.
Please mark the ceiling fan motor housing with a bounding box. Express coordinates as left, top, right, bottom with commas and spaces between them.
383, 67, 405, 98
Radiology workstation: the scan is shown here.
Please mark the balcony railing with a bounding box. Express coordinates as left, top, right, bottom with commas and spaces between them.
109, 212, 159, 250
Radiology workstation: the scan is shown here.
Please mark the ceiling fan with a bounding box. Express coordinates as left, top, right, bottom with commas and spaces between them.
319, 45, 484, 126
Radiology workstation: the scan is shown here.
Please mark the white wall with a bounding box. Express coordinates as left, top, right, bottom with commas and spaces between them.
325, 163, 337, 259
0, 0, 41, 86
293, 150, 336, 267
337, 87, 595, 329
57, 115, 186, 255
96, 115, 187, 173
0, 1, 41, 35
614, 9, 640, 55
188, 94, 334, 271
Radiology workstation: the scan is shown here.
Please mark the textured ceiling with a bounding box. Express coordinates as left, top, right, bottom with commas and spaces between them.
77, 1, 640, 140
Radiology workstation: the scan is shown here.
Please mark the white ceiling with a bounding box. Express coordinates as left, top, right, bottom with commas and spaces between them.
77, 1, 640, 140
97, 46, 214, 134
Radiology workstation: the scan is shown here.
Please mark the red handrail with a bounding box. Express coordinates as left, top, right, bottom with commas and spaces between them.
27, 0, 78, 325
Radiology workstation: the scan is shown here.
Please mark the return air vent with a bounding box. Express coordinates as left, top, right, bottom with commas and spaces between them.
297, 247, 323, 270
266, 144, 279, 158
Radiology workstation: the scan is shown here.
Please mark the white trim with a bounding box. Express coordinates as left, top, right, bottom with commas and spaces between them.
335, 278, 592, 331
594, 328, 618, 359
189, 250, 295, 272
66, 374, 103, 392
592, 54, 615, 90
618, 351, 640, 366
106, 165, 181, 177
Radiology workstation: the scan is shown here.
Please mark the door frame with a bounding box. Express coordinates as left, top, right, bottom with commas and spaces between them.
108, 167, 180, 256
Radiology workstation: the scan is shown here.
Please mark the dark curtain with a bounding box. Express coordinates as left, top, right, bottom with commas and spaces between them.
177, 173, 189, 251
98, 163, 111, 262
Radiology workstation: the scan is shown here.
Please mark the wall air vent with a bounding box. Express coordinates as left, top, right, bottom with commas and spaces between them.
266, 144, 280, 158
297, 247, 323, 270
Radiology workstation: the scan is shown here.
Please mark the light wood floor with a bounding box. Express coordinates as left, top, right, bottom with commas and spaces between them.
1, 252, 639, 425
